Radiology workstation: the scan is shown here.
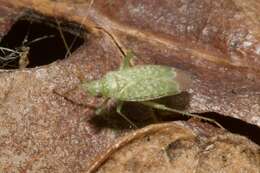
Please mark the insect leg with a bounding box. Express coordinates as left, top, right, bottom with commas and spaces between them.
140, 101, 224, 129
95, 98, 110, 115
120, 50, 134, 70
116, 101, 138, 128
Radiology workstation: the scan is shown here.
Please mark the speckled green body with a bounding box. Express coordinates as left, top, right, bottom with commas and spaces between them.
82, 65, 190, 101
79, 56, 222, 128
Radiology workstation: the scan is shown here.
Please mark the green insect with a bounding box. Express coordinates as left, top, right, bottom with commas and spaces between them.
79, 51, 223, 128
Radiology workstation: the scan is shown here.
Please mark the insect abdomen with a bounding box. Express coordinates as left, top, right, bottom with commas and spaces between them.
103, 65, 191, 101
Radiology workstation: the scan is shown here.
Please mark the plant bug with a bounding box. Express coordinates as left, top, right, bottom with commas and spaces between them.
77, 51, 223, 129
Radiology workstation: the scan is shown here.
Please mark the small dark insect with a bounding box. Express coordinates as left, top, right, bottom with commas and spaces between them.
0, 46, 30, 69
77, 51, 223, 128
0, 27, 54, 69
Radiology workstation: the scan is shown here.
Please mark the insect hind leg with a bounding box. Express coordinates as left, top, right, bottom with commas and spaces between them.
140, 101, 224, 129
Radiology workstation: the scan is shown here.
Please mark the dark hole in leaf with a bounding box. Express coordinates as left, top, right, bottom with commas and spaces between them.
201, 112, 260, 145
154, 111, 260, 145
0, 11, 85, 69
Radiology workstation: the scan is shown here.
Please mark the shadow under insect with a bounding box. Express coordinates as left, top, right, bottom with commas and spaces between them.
89, 92, 191, 129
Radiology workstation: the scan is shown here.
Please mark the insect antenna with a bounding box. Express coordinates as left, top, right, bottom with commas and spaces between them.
53, 88, 97, 109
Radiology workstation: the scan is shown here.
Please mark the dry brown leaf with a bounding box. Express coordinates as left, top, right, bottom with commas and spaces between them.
0, 0, 259, 172
88, 122, 260, 173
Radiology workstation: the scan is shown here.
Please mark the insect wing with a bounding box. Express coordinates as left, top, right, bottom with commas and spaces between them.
103, 65, 191, 101
116, 74, 181, 101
